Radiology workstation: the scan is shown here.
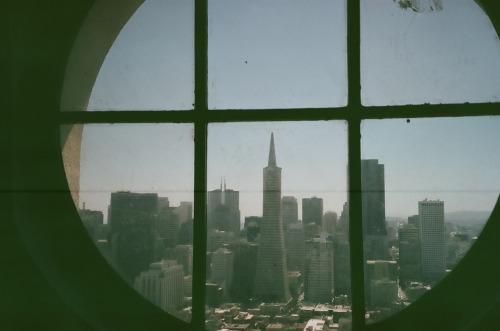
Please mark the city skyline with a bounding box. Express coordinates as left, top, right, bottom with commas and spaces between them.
77, 0, 500, 222
76, 118, 499, 225
75, 129, 486, 326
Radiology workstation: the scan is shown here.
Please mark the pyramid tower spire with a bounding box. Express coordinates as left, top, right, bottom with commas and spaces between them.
268, 132, 277, 167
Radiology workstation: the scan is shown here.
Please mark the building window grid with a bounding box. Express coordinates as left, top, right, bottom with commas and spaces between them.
57, 0, 500, 330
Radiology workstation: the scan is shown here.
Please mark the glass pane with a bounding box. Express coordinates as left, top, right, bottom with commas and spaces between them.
61, 123, 194, 322
361, 116, 500, 323
208, 0, 347, 110
88, 0, 194, 111
206, 122, 351, 330
361, 0, 500, 106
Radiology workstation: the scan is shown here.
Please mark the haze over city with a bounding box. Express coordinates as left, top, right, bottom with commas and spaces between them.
77, 0, 500, 222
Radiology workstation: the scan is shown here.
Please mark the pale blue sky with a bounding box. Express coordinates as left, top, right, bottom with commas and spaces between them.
361, 0, 500, 105
88, 0, 194, 110
79, 124, 194, 222
77, 0, 500, 222
208, 0, 347, 109
207, 121, 348, 220
362, 117, 500, 217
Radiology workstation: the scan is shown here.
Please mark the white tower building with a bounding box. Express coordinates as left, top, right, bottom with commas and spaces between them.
419, 199, 446, 283
134, 260, 184, 314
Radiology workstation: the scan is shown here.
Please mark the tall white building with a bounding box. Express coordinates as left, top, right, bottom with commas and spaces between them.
254, 133, 291, 303
419, 199, 446, 283
210, 247, 234, 292
304, 238, 334, 304
134, 260, 184, 314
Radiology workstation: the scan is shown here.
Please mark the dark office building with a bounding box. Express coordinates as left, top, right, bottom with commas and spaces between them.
244, 216, 262, 242
399, 223, 421, 285
361, 159, 389, 261
207, 181, 241, 235
78, 207, 104, 241
228, 241, 258, 303
282, 196, 298, 230
302, 197, 324, 230
108, 191, 158, 283
155, 197, 180, 248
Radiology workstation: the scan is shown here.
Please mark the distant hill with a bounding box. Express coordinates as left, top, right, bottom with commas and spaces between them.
445, 211, 491, 226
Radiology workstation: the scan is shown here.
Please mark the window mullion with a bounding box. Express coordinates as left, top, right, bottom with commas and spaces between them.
348, 118, 365, 330
347, 0, 366, 329
192, 0, 208, 328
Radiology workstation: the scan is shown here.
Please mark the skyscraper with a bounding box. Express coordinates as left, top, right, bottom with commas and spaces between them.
134, 260, 184, 314
302, 197, 324, 231
207, 181, 241, 235
281, 196, 298, 230
419, 199, 446, 283
228, 241, 258, 303
109, 191, 158, 283
254, 133, 291, 303
334, 240, 351, 297
156, 197, 180, 248
322, 211, 338, 235
210, 247, 234, 298
399, 223, 421, 284
361, 159, 389, 261
286, 222, 305, 273
166, 244, 193, 276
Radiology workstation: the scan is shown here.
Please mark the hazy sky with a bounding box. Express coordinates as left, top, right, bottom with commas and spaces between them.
362, 117, 500, 217
361, 0, 500, 105
79, 124, 194, 223
208, 0, 347, 109
207, 121, 348, 220
88, 0, 194, 110
77, 0, 500, 222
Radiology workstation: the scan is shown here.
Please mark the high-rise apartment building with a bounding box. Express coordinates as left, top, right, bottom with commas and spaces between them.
207, 229, 235, 253
281, 196, 298, 230
166, 244, 193, 276
211, 247, 234, 298
361, 159, 389, 261
302, 197, 324, 230
334, 240, 351, 297
322, 211, 338, 235
408, 214, 420, 229
286, 222, 305, 273
228, 241, 258, 303
134, 260, 184, 314
174, 201, 193, 225
364, 260, 398, 308
207, 181, 241, 235
304, 238, 334, 304
419, 199, 446, 283
399, 223, 421, 284
156, 197, 180, 248
254, 133, 291, 303
336, 201, 350, 243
